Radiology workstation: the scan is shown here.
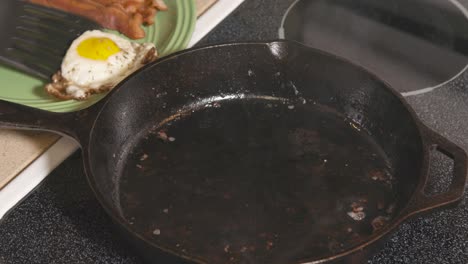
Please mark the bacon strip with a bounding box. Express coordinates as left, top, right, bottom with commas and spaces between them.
28, 0, 167, 39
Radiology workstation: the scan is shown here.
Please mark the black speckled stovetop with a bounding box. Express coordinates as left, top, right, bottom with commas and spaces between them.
1, 0, 467, 263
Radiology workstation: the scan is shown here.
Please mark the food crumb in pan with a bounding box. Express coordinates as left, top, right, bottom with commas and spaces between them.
155, 91, 168, 98
386, 203, 396, 214
248, 69, 255, 76
288, 105, 295, 110
371, 216, 390, 231
266, 241, 274, 250
168, 137, 176, 142
240, 246, 247, 253
136, 164, 143, 169
370, 169, 386, 181
152, 229, 161, 235
140, 154, 148, 161
351, 201, 365, 211
163, 208, 169, 214
352, 206, 364, 213
349, 122, 361, 131
347, 227, 353, 233
290, 81, 300, 95
224, 245, 230, 253
157, 131, 168, 141
347, 211, 366, 221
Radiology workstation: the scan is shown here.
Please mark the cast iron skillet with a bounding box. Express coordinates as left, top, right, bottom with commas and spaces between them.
0, 40, 466, 263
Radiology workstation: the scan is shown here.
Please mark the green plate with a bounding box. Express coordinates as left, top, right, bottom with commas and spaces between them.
0, 0, 196, 112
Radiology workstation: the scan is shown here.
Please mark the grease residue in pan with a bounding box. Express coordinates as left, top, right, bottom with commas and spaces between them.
118, 98, 398, 263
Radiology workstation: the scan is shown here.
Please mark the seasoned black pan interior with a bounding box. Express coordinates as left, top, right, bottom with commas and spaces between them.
86, 42, 423, 263
119, 98, 398, 263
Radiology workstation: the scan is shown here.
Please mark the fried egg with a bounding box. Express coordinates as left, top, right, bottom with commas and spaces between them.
45, 30, 157, 100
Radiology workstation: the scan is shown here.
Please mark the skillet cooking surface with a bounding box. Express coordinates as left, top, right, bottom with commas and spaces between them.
117, 97, 397, 263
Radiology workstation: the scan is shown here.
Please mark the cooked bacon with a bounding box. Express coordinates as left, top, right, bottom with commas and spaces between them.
28, 0, 167, 39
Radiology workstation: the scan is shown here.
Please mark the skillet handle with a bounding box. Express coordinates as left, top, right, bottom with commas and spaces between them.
404, 127, 467, 217
0, 99, 95, 145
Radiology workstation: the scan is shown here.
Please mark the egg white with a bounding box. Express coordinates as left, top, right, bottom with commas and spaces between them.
46, 30, 156, 100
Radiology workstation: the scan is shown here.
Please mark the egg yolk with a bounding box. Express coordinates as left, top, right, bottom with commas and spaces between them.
77, 37, 121, 60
